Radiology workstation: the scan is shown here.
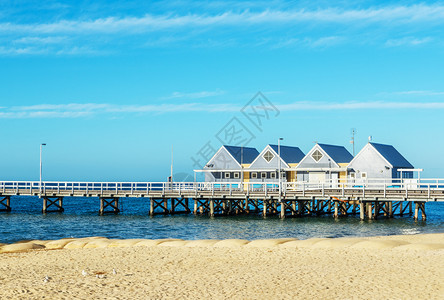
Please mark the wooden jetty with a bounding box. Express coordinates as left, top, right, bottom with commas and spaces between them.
0, 179, 443, 220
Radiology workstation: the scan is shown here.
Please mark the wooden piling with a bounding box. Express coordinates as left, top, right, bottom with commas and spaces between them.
334, 201, 339, 218
414, 202, 419, 221
149, 198, 154, 216
193, 199, 198, 215
367, 202, 373, 220
280, 201, 285, 219
263, 199, 267, 217
209, 198, 214, 217
388, 201, 393, 218
360, 202, 365, 221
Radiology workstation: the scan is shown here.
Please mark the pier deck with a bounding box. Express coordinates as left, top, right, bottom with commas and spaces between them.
0, 180, 443, 220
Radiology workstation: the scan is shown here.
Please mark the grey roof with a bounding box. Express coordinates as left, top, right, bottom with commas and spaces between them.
370, 143, 414, 168
318, 143, 354, 163
269, 145, 305, 163
224, 145, 259, 164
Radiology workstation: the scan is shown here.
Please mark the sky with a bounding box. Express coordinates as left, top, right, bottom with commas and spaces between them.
1, 0, 444, 181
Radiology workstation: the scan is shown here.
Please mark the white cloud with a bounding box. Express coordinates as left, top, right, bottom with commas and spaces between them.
161, 89, 226, 100
1, 5, 444, 35
385, 37, 432, 47
13, 36, 67, 44
2, 100, 444, 119
381, 90, 444, 96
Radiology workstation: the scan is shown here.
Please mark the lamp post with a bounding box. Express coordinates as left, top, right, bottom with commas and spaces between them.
39, 143, 46, 197
278, 138, 283, 203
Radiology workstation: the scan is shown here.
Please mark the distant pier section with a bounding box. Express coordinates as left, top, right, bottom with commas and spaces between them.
1, 179, 443, 220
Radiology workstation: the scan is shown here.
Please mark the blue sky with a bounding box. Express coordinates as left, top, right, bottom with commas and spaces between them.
1, 0, 444, 181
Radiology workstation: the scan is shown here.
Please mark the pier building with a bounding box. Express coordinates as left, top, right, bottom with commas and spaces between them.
202, 145, 259, 182
247, 144, 305, 183
347, 142, 415, 182
295, 143, 353, 185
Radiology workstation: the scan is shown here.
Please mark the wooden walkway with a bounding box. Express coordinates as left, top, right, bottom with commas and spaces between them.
1, 180, 443, 220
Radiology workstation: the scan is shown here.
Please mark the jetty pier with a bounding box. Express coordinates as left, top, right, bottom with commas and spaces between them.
1, 179, 443, 220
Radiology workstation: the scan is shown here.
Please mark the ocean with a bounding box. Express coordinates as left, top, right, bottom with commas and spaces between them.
1, 196, 443, 244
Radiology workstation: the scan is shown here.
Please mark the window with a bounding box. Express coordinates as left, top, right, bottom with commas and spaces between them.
233, 172, 240, 179
261, 172, 267, 178
312, 150, 323, 162
271, 172, 276, 179
361, 172, 367, 179
263, 150, 274, 162
251, 172, 257, 179
350, 173, 356, 179
224, 172, 230, 179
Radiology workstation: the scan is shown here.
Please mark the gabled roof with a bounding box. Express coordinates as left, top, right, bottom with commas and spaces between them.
370, 143, 413, 168
224, 145, 259, 164
269, 144, 305, 163
318, 143, 353, 164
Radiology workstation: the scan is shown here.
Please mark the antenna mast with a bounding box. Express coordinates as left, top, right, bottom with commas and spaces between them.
350, 128, 357, 156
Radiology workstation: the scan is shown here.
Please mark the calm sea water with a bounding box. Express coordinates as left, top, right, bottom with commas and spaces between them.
0, 196, 443, 244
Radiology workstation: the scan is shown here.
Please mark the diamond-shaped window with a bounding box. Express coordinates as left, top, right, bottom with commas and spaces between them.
263, 150, 274, 163
312, 150, 323, 162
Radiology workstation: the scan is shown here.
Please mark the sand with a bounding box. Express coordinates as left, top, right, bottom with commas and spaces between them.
1, 234, 444, 299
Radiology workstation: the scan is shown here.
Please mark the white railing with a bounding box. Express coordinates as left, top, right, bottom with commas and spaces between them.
1, 178, 444, 195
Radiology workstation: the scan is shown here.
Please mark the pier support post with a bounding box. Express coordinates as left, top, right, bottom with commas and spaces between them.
399, 201, 403, 216
367, 202, 373, 220
149, 198, 154, 216
0, 196, 11, 212
388, 201, 393, 218
280, 201, 285, 219
245, 198, 249, 214
42, 196, 64, 214
209, 198, 214, 217
193, 199, 198, 215
409, 201, 413, 215
420, 202, 427, 221
263, 199, 267, 218
413, 202, 426, 221
359, 202, 365, 221
334, 201, 339, 218
99, 197, 119, 215
414, 202, 419, 221
292, 201, 297, 216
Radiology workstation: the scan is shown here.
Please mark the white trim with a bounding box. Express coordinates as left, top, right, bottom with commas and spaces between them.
204, 146, 242, 170
311, 149, 323, 163
263, 149, 274, 163
251, 172, 258, 179
249, 144, 290, 169
296, 144, 340, 169
233, 172, 240, 179
348, 143, 393, 169
261, 172, 267, 178
224, 172, 231, 179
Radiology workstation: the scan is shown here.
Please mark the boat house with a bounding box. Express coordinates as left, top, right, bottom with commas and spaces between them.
201, 145, 259, 182
296, 143, 353, 185
247, 144, 305, 183
347, 142, 415, 181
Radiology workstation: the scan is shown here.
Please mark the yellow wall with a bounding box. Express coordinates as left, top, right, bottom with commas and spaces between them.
287, 164, 298, 182
243, 171, 250, 182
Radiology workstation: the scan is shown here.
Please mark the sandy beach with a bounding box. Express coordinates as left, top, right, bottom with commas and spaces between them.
1, 234, 443, 300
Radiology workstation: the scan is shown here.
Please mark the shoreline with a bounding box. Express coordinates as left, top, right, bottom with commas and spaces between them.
1, 234, 443, 299
2, 232, 444, 253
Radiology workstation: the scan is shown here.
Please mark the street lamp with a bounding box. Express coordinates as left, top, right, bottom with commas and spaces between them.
278, 138, 283, 203
40, 143, 46, 197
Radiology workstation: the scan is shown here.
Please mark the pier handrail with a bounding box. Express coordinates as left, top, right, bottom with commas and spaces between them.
1, 178, 444, 196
